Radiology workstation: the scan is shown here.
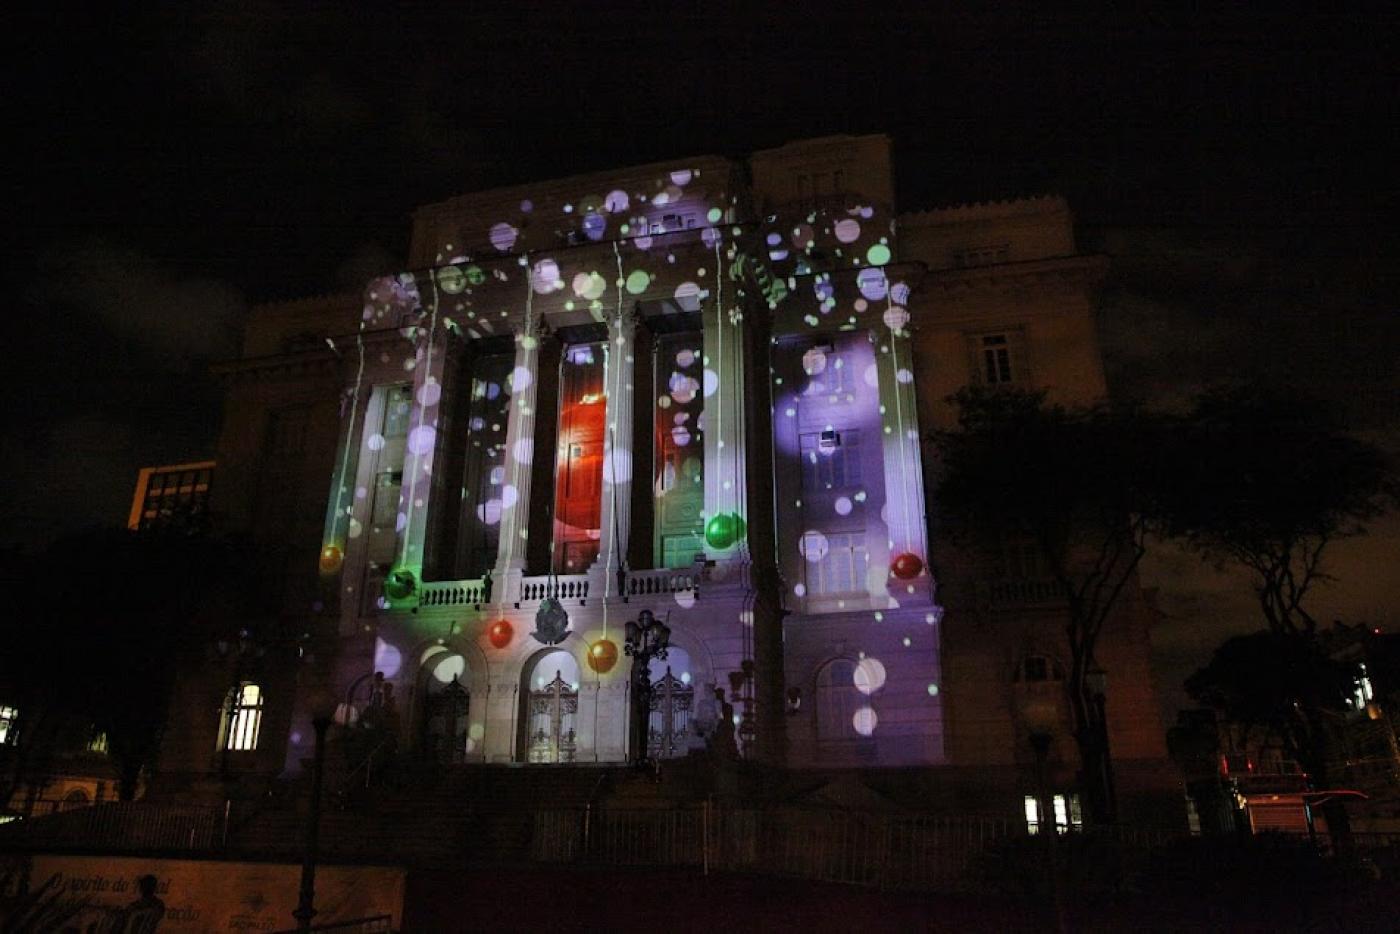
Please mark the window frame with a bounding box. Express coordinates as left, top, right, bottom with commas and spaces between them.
220, 683, 265, 753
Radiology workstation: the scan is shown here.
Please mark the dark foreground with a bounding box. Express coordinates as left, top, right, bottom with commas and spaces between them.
402, 868, 1400, 933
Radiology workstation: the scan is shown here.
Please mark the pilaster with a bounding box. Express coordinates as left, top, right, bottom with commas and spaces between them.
493, 311, 546, 597
592, 307, 637, 593
874, 301, 932, 601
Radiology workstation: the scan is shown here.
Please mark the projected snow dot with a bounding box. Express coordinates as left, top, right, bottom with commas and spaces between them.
573, 271, 607, 300
882, 306, 910, 331
417, 381, 442, 407
437, 266, 466, 294
510, 366, 533, 392
867, 243, 892, 266
367, 433, 385, 452
373, 637, 402, 678
604, 190, 629, 212
927, 683, 940, 696
891, 281, 910, 304
670, 169, 692, 186
834, 496, 852, 516
675, 589, 696, 609
676, 348, 695, 368
834, 218, 861, 243
407, 425, 436, 456
489, 223, 517, 252
625, 269, 651, 294
702, 369, 719, 397
856, 268, 888, 301
531, 259, 564, 294
852, 706, 878, 736
513, 438, 534, 464
802, 348, 827, 375
854, 658, 887, 694
432, 654, 465, 683
800, 530, 829, 562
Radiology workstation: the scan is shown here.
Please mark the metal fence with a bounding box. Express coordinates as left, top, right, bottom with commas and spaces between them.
532, 806, 1061, 890
0, 800, 222, 852
269, 915, 394, 934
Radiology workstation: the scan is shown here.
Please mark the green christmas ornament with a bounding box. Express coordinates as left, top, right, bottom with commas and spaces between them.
383, 567, 418, 603
704, 512, 747, 550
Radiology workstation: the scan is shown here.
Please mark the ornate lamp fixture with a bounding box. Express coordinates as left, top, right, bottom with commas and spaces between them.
623, 610, 671, 765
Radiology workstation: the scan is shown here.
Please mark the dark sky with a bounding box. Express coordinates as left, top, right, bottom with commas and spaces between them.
5, 2, 1397, 713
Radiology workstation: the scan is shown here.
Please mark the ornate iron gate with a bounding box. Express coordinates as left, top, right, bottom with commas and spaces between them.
528, 671, 578, 763
648, 667, 694, 759
423, 676, 470, 764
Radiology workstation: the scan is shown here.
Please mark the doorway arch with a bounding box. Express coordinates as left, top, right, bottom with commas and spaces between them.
518, 648, 581, 764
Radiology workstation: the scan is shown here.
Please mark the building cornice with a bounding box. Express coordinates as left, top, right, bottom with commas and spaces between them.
918, 254, 1107, 294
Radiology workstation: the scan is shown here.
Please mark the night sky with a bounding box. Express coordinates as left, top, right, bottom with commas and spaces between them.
6, 2, 1397, 715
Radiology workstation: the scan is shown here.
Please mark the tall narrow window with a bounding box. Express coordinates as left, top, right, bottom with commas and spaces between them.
457, 352, 514, 578
553, 343, 606, 573
654, 332, 704, 568
0, 705, 18, 745
1024, 794, 1082, 835
815, 660, 861, 741
364, 385, 412, 602
221, 683, 265, 752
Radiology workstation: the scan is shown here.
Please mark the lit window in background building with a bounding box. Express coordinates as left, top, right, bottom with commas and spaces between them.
1024, 793, 1083, 835
223, 684, 265, 752
0, 705, 18, 745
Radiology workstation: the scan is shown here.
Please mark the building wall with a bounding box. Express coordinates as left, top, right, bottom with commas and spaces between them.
164, 134, 1179, 824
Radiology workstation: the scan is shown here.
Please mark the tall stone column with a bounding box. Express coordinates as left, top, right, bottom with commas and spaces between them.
592, 308, 636, 592
702, 271, 750, 563
874, 303, 931, 600
493, 312, 545, 594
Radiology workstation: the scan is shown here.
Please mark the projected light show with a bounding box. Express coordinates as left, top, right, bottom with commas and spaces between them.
307, 139, 940, 772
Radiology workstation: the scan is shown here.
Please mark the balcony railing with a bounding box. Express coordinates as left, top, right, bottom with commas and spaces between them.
520, 575, 591, 603
627, 569, 697, 597
418, 579, 488, 608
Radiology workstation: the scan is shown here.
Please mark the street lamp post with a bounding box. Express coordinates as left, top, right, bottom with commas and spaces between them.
293, 686, 337, 932
624, 610, 670, 767
1021, 698, 1067, 934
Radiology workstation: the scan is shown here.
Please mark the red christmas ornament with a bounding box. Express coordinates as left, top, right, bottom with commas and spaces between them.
487, 618, 514, 649
586, 638, 619, 674
891, 553, 924, 580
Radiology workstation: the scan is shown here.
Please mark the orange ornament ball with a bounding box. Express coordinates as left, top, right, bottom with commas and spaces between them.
891, 552, 924, 580
319, 544, 344, 575
487, 619, 514, 649
586, 638, 619, 674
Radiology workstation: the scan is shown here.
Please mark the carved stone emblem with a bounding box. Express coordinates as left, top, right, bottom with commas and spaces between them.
532, 597, 571, 646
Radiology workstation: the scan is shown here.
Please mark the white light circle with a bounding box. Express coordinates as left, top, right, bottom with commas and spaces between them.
854, 658, 887, 694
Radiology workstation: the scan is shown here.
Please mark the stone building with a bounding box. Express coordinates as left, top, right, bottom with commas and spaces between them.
157, 134, 1181, 826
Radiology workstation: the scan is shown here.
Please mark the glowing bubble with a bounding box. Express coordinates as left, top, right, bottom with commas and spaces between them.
486, 618, 514, 648
582, 211, 607, 241
794, 582, 807, 597
857, 268, 888, 301
602, 448, 632, 485
417, 381, 442, 407
657, 395, 672, 409
348, 517, 363, 539
490, 222, 518, 252
800, 530, 829, 562
477, 499, 503, 525
867, 243, 892, 266
834, 218, 861, 243
466, 265, 486, 285
511, 438, 533, 465
701, 227, 722, 248
510, 366, 533, 392
676, 348, 696, 368
852, 706, 878, 736
835, 496, 853, 516
573, 271, 607, 300
531, 259, 564, 294
625, 269, 651, 295
367, 433, 385, 452
675, 589, 696, 609
670, 372, 699, 404
702, 369, 719, 397
896, 368, 913, 384
604, 190, 629, 213
802, 347, 827, 375
927, 683, 940, 696
408, 425, 437, 456
891, 281, 911, 304
863, 364, 880, 388
883, 306, 910, 331
705, 512, 746, 549
319, 544, 344, 575
383, 567, 417, 603
501, 485, 519, 510
675, 281, 701, 306
433, 654, 465, 683
672, 426, 692, 447
813, 276, 835, 302
670, 169, 692, 186
374, 637, 402, 678
707, 207, 723, 223
854, 658, 887, 694
437, 266, 467, 294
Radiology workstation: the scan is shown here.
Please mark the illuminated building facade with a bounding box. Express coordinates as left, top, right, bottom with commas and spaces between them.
161, 136, 1179, 822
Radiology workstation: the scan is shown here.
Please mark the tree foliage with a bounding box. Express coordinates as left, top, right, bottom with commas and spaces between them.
1168, 388, 1396, 636
935, 387, 1177, 821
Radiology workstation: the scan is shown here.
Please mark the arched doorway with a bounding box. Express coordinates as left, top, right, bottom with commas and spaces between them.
647, 647, 695, 759
523, 649, 580, 764
421, 653, 471, 764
